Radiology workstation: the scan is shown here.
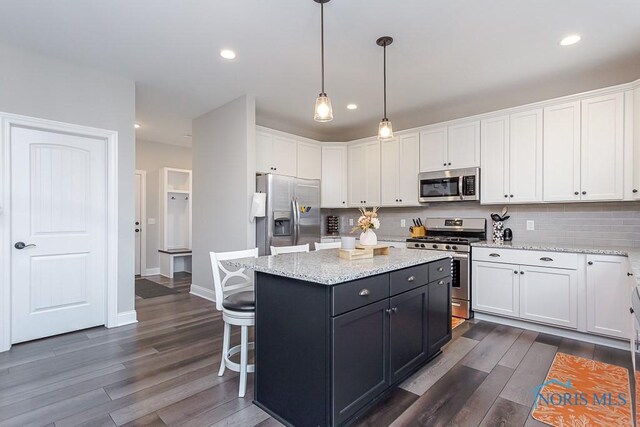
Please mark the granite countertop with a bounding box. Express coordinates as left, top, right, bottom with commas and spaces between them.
471, 241, 640, 286
225, 248, 453, 286
322, 234, 408, 243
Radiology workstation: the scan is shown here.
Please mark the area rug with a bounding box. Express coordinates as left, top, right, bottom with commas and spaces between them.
135, 279, 179, 299
531, 352, 632, 426
451, 317, 465, 329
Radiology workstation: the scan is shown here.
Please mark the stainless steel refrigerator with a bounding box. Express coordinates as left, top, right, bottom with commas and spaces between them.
256, 174, 321, 256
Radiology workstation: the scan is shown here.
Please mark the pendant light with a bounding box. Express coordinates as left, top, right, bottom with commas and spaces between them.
313, 0, 333, 122
377, 36, 394, 141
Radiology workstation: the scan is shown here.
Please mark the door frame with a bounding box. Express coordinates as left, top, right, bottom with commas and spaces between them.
0, 112, 119, 352
135, 170, 147, 276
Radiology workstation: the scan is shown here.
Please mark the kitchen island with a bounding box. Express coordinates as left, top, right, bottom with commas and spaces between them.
227, 248, 453, 427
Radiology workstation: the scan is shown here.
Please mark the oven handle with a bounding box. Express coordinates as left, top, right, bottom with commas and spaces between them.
452, 253, 469, 260
459, 175, 465, 200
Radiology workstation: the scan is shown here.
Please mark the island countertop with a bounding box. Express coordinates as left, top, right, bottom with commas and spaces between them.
225, 248, 453, 285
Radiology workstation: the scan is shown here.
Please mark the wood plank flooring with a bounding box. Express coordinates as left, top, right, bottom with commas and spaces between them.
0, 289, 636, 426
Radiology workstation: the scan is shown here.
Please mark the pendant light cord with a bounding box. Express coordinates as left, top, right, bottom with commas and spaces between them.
383, 43, 387, 119
320, 2, 325, 95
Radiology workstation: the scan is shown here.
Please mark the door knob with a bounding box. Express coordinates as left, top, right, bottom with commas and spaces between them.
14, 242, 36, 250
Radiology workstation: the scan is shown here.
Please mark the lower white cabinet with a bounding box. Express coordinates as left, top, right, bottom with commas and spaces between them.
585, 255, 631, 339
519, 265, 577, 329
472, 261, 520, 318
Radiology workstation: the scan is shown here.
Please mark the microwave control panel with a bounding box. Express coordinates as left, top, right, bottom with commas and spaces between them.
462, 175, 476, 195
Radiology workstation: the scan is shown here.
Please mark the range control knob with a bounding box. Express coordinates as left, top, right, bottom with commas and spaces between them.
420, 244, 425, 248
445, 245, 451, 250
432, 244, 438, 249
452, 245, 458, 251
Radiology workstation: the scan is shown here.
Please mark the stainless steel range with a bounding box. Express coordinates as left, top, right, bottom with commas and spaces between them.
407, 218, 486, 319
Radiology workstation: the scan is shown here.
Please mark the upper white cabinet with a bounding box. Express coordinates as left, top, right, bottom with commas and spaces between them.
419, 121, 479, 172
480, 110, 542, 205
381, 133, 420, 206
297, 141, 321, 180
348, 139, 380, 207
256, 130, 298, 177
321, 145, 348, 208
633, 87, 640, 199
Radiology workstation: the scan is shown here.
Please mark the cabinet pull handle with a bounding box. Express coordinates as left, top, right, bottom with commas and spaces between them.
540, 257, 553, 262
359, 289, 370, 296
407, 276, 415, 282
438, 280, 445, 285
588, 261, 593, 266
489, 253, 500, 257
452, 302, 461, 307
391, 307, 398, 313
628, 273, 634, 277
633, 189, 638, 193
385, 308, 392, 314
437, 267, 444, 272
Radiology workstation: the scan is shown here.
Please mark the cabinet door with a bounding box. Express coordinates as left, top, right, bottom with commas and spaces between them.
480, 116, 510, 204
519, 266, 577, 329
332, 299, 389, 426
297, 141, 321, 180
398, 133, 420, 206
509, 109, 543, 203
348, 144, 366, 206
633, 87, 640, 199
272, 135, 298, 177
321, 146, 348, 207
389, 286, 428, 383
581, 93, 624, 201
543, 102, 582, 202
472, 261, 519, 317
380, 138, 400, 206
428, 277, 452, 356
586, 255, 631, 339
256, 131, 273, 174
448, 121, 480, 170
364, 139, 381, 206
419, 127, 447, 172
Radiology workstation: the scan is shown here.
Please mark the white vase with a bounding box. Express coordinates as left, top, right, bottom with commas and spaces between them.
359, 230, 378, 246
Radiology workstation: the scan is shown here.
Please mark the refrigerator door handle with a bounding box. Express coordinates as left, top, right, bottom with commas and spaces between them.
295, 199, 301, 245
291, 198, 298, 245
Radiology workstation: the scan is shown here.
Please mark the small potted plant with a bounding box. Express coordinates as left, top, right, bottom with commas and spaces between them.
352, 207, 380, 246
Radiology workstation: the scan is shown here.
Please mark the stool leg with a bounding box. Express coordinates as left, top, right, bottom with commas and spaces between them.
218, 322, 230, 377
239, 325, 249, 397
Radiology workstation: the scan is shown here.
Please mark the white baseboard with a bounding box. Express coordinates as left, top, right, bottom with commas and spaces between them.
190, 284, 216, 302
474, 312, 629, 350
142, 268, 160, 276
114, 310, 138, 327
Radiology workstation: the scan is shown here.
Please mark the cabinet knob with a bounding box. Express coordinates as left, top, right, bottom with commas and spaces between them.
509, 195, 514, 198
514, 270, 518, 274
634, 189, 638, 193
628, 273, 634, 277
438, 280, 445, 285
520, 271, 524, 275
588, 261, 593, 266
391, 307, 398, 313
443, 163, 447, 166
399, 199, 402, 202
359, 289, 370, 296
437, 267, 444, 272
582, 191, 587, 195
504, 195, 508, 198
574, 192, 579, 196
342, 201, 345, 204
448, 162, 451, 166
407, 276, 415, 282
385, 308, 392, 314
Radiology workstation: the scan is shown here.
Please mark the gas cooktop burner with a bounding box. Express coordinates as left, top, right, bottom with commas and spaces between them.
406, 236, 481, 244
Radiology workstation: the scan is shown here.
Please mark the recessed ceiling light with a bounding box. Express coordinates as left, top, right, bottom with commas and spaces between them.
347, 104, 358, 110
220, 49, 236, 60
134, 123, 141, 129
560, 34, 581, 46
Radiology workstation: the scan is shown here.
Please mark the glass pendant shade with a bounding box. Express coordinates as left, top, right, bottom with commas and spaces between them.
378, 118, 394, 141
314, 94, 334, 122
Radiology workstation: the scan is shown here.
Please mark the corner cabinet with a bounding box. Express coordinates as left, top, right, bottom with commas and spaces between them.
348, 139, 380, 207
419, 121, 480, 172
297, 141, 321, 180
632, 86, 640, 199
381, 133, 420, 206
321, 145, 348, 208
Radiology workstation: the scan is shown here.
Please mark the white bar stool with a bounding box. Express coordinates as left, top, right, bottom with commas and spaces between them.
270, 243, 309, 255
210, 248, 258, 397
314, 241, 341, 250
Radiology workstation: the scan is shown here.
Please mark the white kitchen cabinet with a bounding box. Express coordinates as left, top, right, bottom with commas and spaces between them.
580, 93, 624, 201
419, 122, 479, 172
321, 145, 348, 208
256, 130, 298, 176
509, 109, 543, 203
543, 102, 582, 202
585, 255, 631, 340
348, 139, 380, 207
472, 261, 520, 318
631, 86, 640, 199
381, 133, 420, 206
519, 265, 578, 329
480, 115, 509, 204
297, 141, 321, 180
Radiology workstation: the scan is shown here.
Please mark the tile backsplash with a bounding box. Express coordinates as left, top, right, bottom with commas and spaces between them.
323, 201, 640, 248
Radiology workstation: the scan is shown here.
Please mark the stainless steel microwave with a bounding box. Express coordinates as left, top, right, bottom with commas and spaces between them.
418, 167, 480, 203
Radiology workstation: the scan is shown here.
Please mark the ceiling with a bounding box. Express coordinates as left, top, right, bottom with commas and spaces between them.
0, 1, 639, 145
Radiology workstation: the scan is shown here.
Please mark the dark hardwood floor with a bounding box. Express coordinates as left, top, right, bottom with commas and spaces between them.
0, 290, 635, 426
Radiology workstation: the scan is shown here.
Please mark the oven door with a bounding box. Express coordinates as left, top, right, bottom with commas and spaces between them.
418, 174, 462, 203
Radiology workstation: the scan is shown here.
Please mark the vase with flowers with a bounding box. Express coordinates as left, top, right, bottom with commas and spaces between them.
352, 207, 381, 246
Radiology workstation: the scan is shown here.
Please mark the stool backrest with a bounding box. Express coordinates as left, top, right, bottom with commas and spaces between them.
270, 244, 309, 255
314, 241, 341, 251
210, 248, 259, 311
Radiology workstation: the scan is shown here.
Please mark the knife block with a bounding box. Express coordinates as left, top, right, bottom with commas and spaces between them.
410, 226, 426, 238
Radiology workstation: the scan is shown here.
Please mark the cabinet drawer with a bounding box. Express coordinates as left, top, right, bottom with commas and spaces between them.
332, 274, 389, 316
472, 247, 577, 270
429, 258, 452, 282
390, 264, 428, 296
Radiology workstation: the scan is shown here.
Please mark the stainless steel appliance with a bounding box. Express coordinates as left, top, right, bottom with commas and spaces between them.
406, 218, 486, 319
418, 167, 480, 203
256, 174, 321, 256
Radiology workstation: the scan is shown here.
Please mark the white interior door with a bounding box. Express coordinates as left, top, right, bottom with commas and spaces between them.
135, 173, 142, 276
11, 126, 107, 344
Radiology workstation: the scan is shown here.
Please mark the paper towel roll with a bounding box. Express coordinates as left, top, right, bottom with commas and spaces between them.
250, 192, 266, 222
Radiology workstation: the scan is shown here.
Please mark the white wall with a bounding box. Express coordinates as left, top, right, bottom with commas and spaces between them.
135, 139, 192, 271
192, 95, 256, 294
0, 42, 136, 314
